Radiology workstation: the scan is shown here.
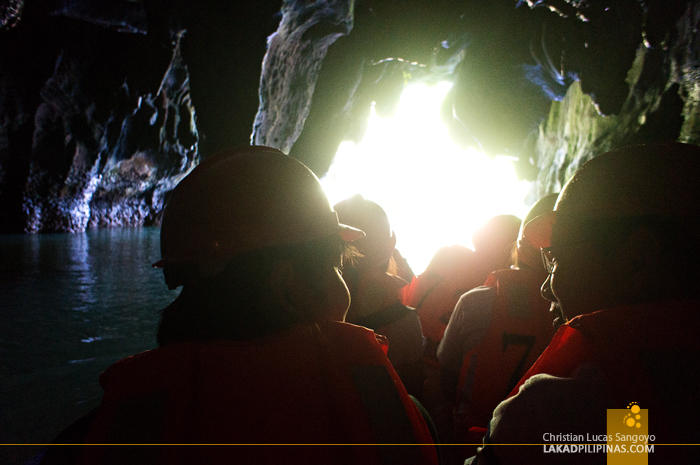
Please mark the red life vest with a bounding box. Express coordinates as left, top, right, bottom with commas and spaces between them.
400, 246, 486, 367
345, 267, 423, 395
455, 269, 555, 429
508, 300, 700, 451
507, 321, 597, 397
78, 321, 438, 465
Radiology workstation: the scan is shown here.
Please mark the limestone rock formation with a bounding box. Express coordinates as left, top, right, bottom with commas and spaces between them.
255, 0, 467, 174
0, 0, 197, 233
2, 0, 700, 232
254, 0, 700, 192
535, 1, 700, 197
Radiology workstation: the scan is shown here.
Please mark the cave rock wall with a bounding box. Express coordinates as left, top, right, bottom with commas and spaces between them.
3, 0, 700, 232
0, 1, 197, 233
536, 2, 700, 196
254, 0, 700, 196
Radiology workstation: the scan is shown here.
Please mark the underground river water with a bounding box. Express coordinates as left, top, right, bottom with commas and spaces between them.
0, 228, 179, 463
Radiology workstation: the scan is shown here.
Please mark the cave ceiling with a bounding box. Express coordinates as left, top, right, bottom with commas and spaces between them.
0, 0, 698, 232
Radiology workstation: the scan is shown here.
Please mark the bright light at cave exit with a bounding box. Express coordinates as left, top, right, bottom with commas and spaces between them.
321, 82, 531, 275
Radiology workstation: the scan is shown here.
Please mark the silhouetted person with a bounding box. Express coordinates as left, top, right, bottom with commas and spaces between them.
334, 194, 426, 397
437, 195, 557, 462
401, 215, 522, 372
468, 142, 700, 464
41, 147, 438, 465
471, 215, 522, 275
400, 245, 481, 371
399, 215, 520, 463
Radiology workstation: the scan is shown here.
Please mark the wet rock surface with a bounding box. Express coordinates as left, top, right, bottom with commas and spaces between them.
254, 0, 700, 194
0, 1, 197, 233
535, 1, 700, 197
2, 0, 699, 232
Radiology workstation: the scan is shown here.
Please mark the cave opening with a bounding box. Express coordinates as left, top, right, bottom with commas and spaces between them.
321, 81, 531, 273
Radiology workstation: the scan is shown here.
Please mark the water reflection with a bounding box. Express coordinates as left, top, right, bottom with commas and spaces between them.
0, 228, 179, 462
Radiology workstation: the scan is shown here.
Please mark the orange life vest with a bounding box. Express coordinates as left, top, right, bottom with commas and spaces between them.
455, 269, 555, 429
79, 321, 438, 465
508, 300, 700, 454
345, 267, 423, 394
400, 246, 486, 367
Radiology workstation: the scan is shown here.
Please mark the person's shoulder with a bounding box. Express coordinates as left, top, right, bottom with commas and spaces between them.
452, 285, 496, 322
98, 346, 168, 387
491, 366, 613, 443
456, 284, 496, 307
319, 320, 379, 339
499, 365, 611, 412
468, 368, 613, 464
320, 320, 400, 353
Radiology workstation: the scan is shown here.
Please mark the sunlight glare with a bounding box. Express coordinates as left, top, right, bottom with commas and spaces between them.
321, 82, 531, 275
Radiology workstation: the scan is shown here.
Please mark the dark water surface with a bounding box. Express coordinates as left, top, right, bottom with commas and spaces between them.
0, 228, 179, 464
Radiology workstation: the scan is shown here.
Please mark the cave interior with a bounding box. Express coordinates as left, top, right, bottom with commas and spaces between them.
1, 0, 699, 234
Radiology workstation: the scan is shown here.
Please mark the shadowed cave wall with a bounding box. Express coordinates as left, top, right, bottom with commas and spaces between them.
1, 0, 699, 233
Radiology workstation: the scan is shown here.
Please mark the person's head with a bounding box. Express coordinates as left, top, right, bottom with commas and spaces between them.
425, 244, 476, 277
525, 142, 700, 321
153, 146, 364, 345
333, 194, 397, 273
472, 214, 522, 269
515, 193, 559, 271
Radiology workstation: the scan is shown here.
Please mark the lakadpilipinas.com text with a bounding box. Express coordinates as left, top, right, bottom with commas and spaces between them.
542, 434, 655, 454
